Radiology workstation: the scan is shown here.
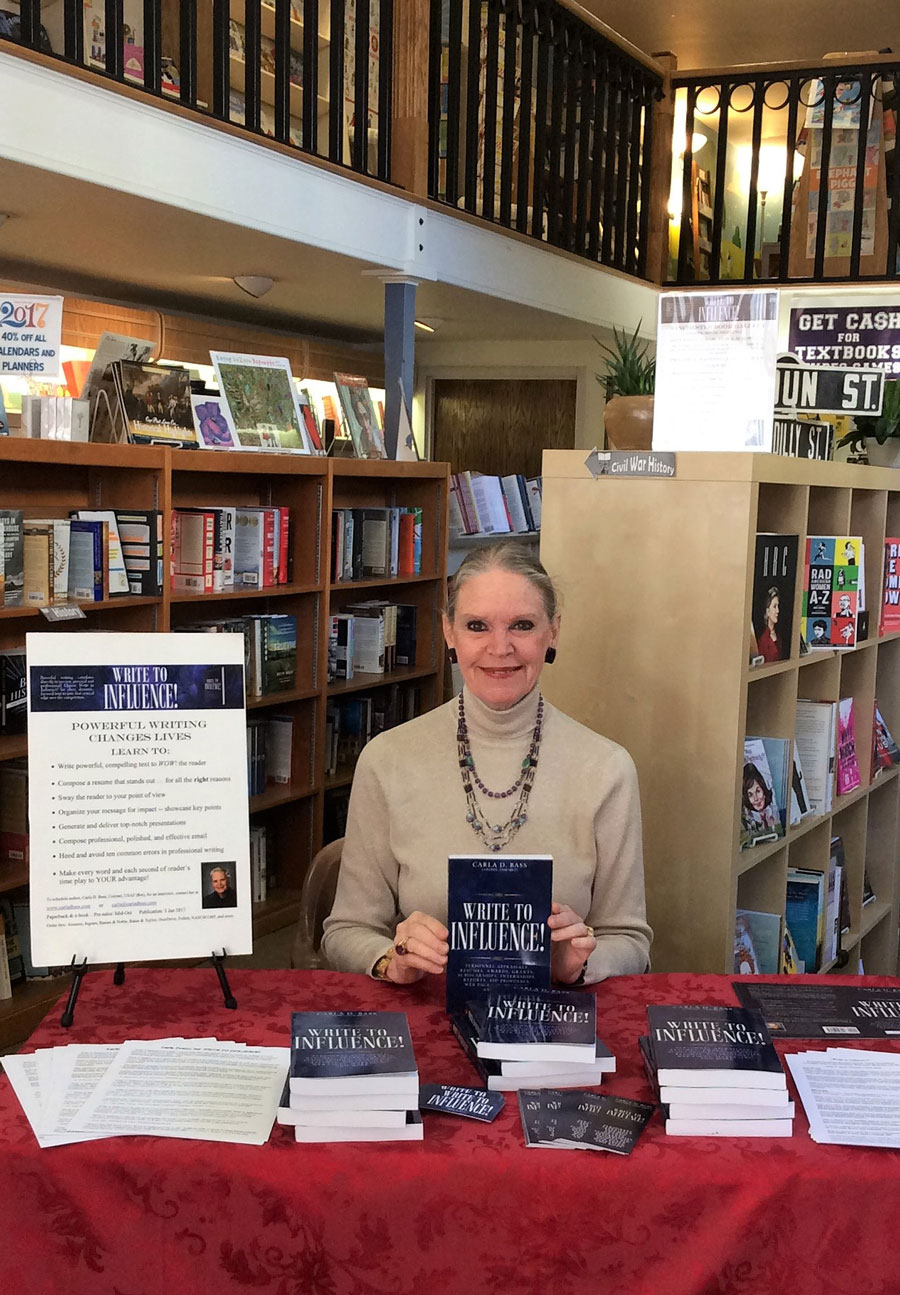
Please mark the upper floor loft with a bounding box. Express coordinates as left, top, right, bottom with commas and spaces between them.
2, 0, 900, 346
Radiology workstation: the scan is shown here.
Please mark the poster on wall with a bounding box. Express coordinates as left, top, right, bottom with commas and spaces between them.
788, 304, 900, 377
652, 290, 780, 452
0, 292, 63, 378
26, 632, 252, 966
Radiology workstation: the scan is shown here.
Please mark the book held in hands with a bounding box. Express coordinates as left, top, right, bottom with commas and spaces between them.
446, 854, 552, 1014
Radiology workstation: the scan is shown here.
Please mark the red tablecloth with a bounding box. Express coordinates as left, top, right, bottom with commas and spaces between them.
2, 968, 900, 1295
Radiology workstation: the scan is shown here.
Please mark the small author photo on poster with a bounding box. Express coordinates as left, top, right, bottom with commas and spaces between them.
201, 862, 239, 909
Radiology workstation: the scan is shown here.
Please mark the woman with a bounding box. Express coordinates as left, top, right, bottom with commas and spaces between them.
756, 586, 782, 662
322, 541, 651, 986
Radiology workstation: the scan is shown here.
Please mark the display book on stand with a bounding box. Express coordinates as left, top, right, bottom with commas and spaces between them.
45, 330, 392, 460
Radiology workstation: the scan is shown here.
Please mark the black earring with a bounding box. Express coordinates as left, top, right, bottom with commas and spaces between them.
448, 647, 458, 663
544, 647, 557, 664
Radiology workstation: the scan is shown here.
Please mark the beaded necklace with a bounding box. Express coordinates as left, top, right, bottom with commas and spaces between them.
456, 691, 544, 851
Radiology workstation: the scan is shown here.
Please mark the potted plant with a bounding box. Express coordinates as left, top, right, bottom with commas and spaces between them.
837, 377, 900, 467
595, 322, 655, 451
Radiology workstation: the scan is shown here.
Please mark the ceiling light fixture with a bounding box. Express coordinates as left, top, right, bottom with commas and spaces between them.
233, 274, 275, 299
414, 319, 436, 333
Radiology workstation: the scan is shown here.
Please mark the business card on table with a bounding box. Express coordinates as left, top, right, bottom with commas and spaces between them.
419, 1084, 506, 1122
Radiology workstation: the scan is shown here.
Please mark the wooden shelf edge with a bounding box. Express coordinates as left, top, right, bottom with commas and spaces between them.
170, 582, 321, 603
250, 782, 318, 811
327, 665, 438, 696
330, 572, 441, 591
860, 897, 893, 938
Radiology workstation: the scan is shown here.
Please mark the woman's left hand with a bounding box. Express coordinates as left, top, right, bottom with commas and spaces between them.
548, 901, 597, 984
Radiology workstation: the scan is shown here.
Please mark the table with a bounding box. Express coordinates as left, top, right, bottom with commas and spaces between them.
2, 969, 900, 1295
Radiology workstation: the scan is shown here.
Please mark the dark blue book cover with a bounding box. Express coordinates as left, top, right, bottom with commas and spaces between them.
448, 1012, 498, 1084
471, 988, 596, 1060
646, 1005, 785, 1086
290, 1010, 416, 1082
446, 854, 552, 1015
517, 1088, 655, 1154
418, 1084, 505, 1122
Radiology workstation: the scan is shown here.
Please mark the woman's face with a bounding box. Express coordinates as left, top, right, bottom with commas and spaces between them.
766, 594, 779, 627
443, 569, 559, 710
747, 779, 766, 812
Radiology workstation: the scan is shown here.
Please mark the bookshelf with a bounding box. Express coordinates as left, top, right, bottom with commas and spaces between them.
540, 451, 900, 976
0, 442, 448, 1046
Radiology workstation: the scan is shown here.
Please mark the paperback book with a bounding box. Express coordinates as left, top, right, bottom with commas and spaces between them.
645, 1005, 786, 1089
211, 352, 315, 453
114, 361, 198, 447
446, 854, 552, 1014
880, 537, 900, 634
802, 535, 864, 649
872, 704, 900, 776
334, 373, 386, 459
469, 988, 596, 1063
289, 1010, 418, 1095
733, 981, 900, 1039
749, 533, 798, 665
740, 738, 783, 849
418, 1084, 505, 1122
836, 697, 862, 795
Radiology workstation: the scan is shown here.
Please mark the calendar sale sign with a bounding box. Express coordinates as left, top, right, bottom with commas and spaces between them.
0, 293, 64, 377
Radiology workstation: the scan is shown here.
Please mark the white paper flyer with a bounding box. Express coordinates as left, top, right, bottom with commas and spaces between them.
652, 289, 780, 452
26, 632, 252, 965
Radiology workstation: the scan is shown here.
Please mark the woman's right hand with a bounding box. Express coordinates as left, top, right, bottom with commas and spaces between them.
385, 911, 449, 984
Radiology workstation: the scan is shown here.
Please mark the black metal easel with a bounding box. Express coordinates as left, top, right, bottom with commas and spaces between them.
60, 949, 238, 1028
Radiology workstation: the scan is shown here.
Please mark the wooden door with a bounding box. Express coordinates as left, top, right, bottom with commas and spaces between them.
431, 378, 576, 478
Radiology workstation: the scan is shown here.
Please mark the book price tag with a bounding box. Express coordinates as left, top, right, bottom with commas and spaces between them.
40, 604, 87, 622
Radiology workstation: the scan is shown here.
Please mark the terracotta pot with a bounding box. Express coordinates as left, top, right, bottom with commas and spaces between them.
866, 437, 900, 468
603, 395, 655, 452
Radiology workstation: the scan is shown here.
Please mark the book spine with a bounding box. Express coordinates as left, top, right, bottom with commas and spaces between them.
277, 507, 290, 585
398, 511, 415, 576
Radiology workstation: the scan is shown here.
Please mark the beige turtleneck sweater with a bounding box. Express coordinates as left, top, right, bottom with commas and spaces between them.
321, 685, 652, 982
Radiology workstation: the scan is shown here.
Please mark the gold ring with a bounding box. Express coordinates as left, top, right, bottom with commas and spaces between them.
394, 938, 409, 956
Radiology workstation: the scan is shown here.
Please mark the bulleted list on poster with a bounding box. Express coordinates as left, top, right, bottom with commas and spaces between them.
26, 632, 252, 965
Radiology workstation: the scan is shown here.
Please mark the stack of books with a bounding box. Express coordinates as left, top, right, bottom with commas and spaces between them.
641, 1004, 793, 1137
452, 988, 615, 1092
278, 1010, 424, 1142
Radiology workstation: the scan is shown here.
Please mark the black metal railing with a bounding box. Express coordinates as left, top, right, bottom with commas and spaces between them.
670, 61, 900, 285
9, 0, 393, 182
427, 0, 662, 277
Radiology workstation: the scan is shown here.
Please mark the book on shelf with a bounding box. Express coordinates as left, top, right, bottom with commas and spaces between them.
0, 650, 26, 735
862, 867, 877, 907
265, 715, 294, 785
72, 510, 130, 595
733, 909, 782, 974
249, 824, 269, 902
781, 922, 803, 973
791, 742, 813, 822
0, 762, 29, 873
246, 613, 298, 697
786, 866, 826, 972
115, 509, 165, 597
468, 474, 512, 536
836, 697, 861, 795
470, 988, 597, 1064
517, 1089, 655, 1154
247, 718, 267, 795
446, 853, 552, 1014
333, 373, 386, 460
0, 898, 25, 986
872, 703, 900, 777
794, 699, 837, 815
740, 737, 784, 849
22, 521, 53, 607
0, 910, 11, 1001
0, 510, 23, 607
749, 533, 799, 666
211, 351, 316, 453
801, 535, 864, 650
67, 518, 109, 601
113, 361, 199, 448
329, 613, 355, 682
171, 509, 216, 594
23, 520, 69, 605
190, 393, 240, 450
79, 331, 157, 408
880, 537, 900, 634
645, 1004, 787, 1091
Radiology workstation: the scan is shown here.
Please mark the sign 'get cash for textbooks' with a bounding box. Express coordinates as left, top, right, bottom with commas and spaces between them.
446, 855, 552, 1014
26, 631, 252, 965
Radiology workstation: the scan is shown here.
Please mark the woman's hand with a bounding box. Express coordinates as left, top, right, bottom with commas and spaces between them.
548, 901, 596, 984
385, 911, 449, 984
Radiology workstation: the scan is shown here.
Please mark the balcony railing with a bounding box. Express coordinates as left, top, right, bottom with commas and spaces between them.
669, 60, 900, 285
9, 0, 393, 181
426, 0, 663, 276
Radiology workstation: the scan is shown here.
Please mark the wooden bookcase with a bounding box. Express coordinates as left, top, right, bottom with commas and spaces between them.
0, 441, 448, 1047
540, 450, 900, 976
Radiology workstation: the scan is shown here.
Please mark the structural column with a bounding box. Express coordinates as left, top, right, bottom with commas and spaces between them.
383, 276, 418, 458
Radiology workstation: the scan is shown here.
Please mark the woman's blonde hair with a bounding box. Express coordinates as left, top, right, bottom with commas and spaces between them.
445, 540, 559, 622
